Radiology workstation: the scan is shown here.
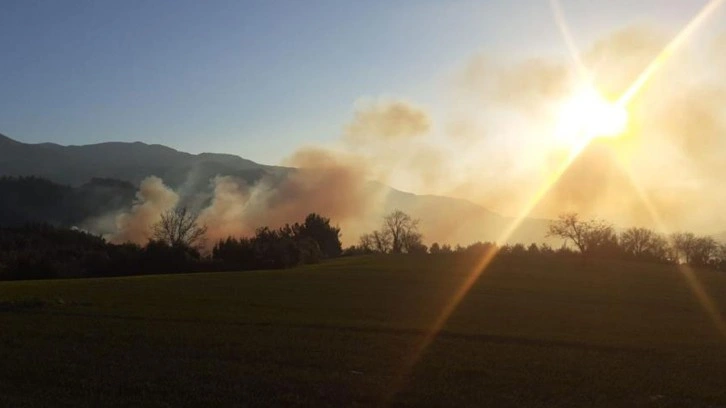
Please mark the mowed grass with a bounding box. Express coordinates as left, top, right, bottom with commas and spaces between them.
2, 255, 726, 407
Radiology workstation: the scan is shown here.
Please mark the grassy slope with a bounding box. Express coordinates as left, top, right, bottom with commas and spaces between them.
1, 255, 726, 407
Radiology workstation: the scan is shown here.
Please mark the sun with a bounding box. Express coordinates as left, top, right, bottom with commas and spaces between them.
555, 87, 629, 148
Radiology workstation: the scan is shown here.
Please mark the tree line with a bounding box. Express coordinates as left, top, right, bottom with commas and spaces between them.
349, 211, 726, 271
2, 207, 726, 281
545, 213, 726, 268
0, 211, 342, 280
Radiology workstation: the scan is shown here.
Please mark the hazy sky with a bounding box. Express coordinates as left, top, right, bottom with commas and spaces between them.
1, 0, 716, 165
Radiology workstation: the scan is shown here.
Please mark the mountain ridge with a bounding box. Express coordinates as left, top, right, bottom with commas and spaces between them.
0, 133, 551, 245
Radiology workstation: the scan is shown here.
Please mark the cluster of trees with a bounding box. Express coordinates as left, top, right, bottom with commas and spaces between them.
546, 213, 726, 269
356, 210, 426, 254
429, 240, 577, 259
350, 211, 579, 260
350, 212, 726, 271
0, 224, 200, 280
0, 210, 342, 281
211, 213, 342, 270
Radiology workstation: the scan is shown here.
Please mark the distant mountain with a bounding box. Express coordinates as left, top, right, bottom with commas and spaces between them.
0, 133, 273, 188
0, 133, 552, 245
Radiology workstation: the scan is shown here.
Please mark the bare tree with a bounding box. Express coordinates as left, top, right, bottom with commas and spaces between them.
671, 232, 697, 264
714, 243, 726, 270
547, 213, 588, 253
691, 236, 718, 267
359, 233, 375, 253
620, 227, 675, 262
358, 230, 392, 253
621, 227, 655, 257
670, 232, 718, 266
547, 213, 615, 255
400, 229, 424, 253
649, 234, 675, 263
358, 210, 423, 254
152, 207, 207, 249
383, 210, 420, 254
372, 230, 393, 253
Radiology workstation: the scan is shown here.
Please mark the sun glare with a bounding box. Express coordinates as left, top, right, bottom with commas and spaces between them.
556, 88, 629, 147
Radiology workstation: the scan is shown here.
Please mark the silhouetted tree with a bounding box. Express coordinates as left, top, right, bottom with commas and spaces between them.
539, 243, 555, 256
407, 241, 428, 255
547, 213, 616, 256
383, 210, 420, 254
283, 213, 341, 258
400, 229, 425, 254
358, 210, 424, 254
371, 230, 391, 253
620, 227, 672, 262
713, 244, 726, 270
0, 224, 145, 279
358, 230, 398, 254
211, 217, 325, 271
671, 232, 719, 266
141, 239, 201, 274
341, 245, 371, 256
213, 237, 256, 269
621, 227, 657, 257
690, 236, 718, 267
527, 243, 540, 256
358, 233, 375, 253
152, 207, 207, 249
556, 244, 577, 257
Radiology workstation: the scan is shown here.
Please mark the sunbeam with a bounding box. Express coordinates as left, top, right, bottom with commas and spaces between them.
617, 0, 726, 106
550, 0, 589, 81
388, 0, 726, 401
616, 158, 726, 339
386, 136, 591, 403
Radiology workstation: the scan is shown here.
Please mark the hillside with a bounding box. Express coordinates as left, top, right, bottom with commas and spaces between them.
0, 133, 551, 245
0, 176, 136, 229
0, 133, 270, 187
1, 255, 725, 406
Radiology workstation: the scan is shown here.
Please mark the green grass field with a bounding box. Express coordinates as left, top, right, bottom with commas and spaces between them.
2, 255, 726, 407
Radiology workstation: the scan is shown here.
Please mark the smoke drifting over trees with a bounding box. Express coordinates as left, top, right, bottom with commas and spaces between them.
7, 209, 726, 282
359, 210, 425, 254
153, 207, 207, 249
105, 149, 376, 249
109, 176, 178, 244
61, 25, 726, 247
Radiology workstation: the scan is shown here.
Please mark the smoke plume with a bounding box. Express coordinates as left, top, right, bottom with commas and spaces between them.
344, 99, 431, 145
195, 148, 379, 245
105, 24, 726, 248
109, 176, 179, 244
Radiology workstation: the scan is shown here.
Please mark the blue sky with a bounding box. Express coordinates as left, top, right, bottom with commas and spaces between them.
0, 0, 714, 164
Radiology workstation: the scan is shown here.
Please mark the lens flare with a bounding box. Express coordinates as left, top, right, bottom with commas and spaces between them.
556, 87, 629, 147
617, 0, 726, 107
387, 0, 726, 402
